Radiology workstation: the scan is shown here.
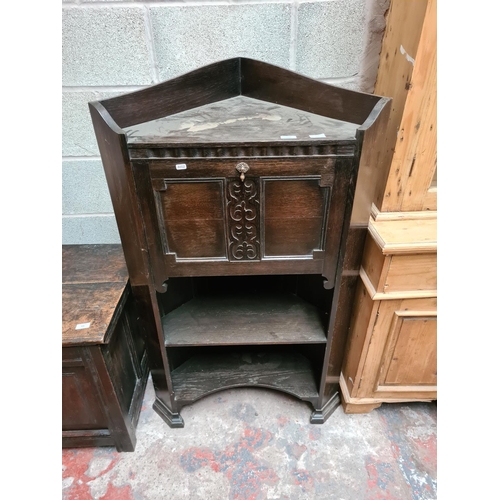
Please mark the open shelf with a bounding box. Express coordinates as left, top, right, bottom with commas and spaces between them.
162, 292, 327, 347
170, 348, 319, 405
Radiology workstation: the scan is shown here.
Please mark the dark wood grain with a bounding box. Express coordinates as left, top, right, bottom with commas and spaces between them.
86, 346, 136, 452
317, 167, 359, 407
325, 275, 359, 385
171, 350, 319, 405
227, 177, 260, 261
124, 95, 358, 145
324, 225, 368, 389
146, 157, 336, 180
352, 98, 392, 223
89, 102, 178, 417
154, 258, 324, 278
62, 283, 126, 346
129, 142, 355, 158
341, 225, 368, 272
321, 158, 356, 288
62, 244, 127, 284
88, 102, 151, 288
160, 181, 226, 259
264, 179, 326, 218
89, 58, 390, 427
62, 429, 114, 449
264, 218, 323, 257
62, 246, 150, 451
101, 58, 240, 129
263, 178, 328, 257
167, 220, 227, 259
62, 350, 108, 430
241, 58, 380, 126
134, 156, 339, 286
102, 313, 139, 412
162, 293, 327, 346
160, 181, 224, 220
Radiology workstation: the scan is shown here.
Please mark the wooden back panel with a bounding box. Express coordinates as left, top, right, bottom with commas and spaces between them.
101, 58, 240, 129
241, 58, 381, 125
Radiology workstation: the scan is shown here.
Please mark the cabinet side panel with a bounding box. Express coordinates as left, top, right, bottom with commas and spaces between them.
318, 156, 360, 405
382, 316, 437, 386
352, 99, 392, 223
321, 159, 355, 288
325, 275, 358, 384
125, 287, 146, 372
89, 104, 175, 413
88, 103, 150, 287
103, 315, 138, 413
62, 349, 108, 431
361, 234, 386, 294
385, 254, 437, 294
341, 281, 378, 397
325, 225, 367, 386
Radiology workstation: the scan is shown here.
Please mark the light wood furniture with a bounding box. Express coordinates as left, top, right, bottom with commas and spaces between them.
62, 245, 149, 451
340, 0, 437, 413
340, 217, 436, 413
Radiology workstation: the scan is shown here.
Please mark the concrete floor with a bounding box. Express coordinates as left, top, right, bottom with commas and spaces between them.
62, 376, 437, 499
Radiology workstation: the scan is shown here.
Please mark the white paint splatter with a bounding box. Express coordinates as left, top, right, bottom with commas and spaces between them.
88, 476, 110, 500
400, 45, 415, 65
62, 477, 74, 489
86, 457, 113, 478
184, 113, 282, 132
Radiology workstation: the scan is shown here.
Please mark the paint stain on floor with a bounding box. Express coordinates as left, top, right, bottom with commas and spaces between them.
62, 377, 437, 500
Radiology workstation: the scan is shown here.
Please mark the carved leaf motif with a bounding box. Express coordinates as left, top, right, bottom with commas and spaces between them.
227, 179, 260, 261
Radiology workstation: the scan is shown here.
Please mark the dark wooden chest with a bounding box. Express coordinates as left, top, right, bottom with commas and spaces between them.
62, 245, 149, 451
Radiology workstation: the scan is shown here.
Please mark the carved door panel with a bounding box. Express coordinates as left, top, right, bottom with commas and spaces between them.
227, 177, 260, 261
134, 157, 352, 288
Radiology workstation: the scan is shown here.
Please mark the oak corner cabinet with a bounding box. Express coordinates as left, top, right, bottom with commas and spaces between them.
89, 58, 391, 428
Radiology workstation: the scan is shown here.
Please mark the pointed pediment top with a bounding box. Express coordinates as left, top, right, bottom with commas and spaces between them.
92, 58, 388, 141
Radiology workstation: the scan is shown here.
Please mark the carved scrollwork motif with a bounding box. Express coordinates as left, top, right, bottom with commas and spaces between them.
227, 179, 260, 261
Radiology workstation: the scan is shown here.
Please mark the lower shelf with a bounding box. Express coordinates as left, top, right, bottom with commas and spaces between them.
171, 349, 319, 406
162, 292, 327, 346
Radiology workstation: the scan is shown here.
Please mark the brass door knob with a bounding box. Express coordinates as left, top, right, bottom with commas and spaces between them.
236, 162, 250, 182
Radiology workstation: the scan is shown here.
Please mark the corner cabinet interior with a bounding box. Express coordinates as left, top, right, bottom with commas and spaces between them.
89, 58, 390, 428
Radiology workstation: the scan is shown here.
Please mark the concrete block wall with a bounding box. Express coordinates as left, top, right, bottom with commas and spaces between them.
62, 0, 389, 244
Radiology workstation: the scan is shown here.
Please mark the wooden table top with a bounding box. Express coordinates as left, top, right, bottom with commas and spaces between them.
62, 245, 129, 347
62, 244, 128, 285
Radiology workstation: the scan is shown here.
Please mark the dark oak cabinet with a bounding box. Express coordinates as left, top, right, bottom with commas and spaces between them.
89, 58, 390, 427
